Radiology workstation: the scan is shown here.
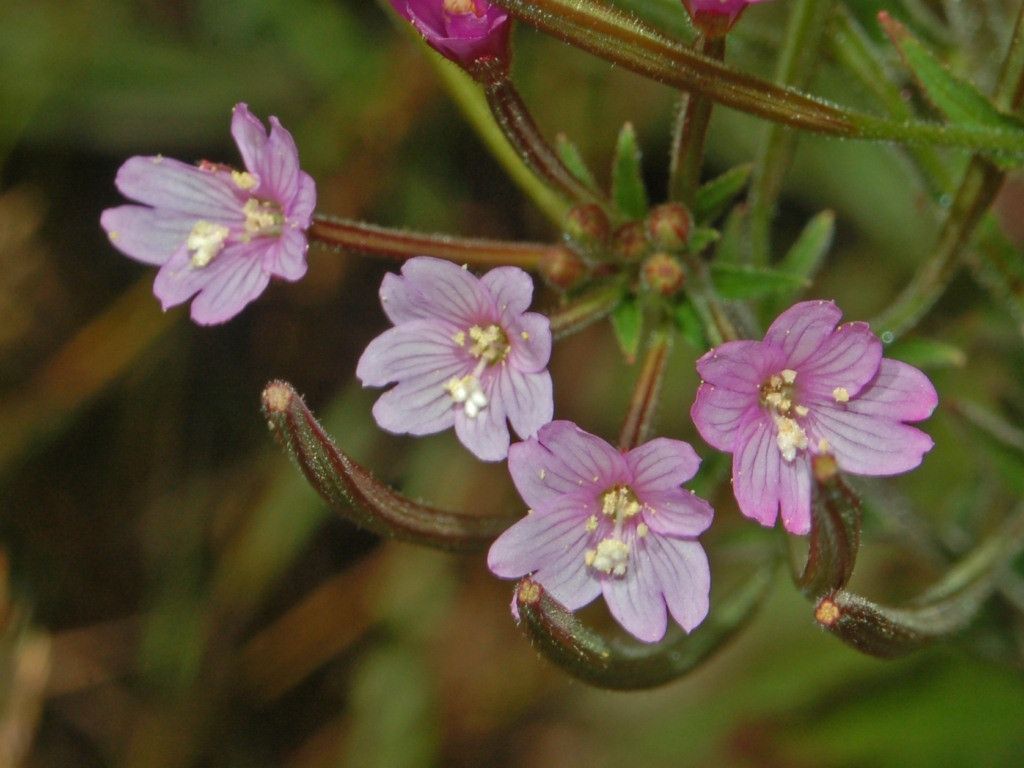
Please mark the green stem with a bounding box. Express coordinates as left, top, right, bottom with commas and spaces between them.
748, 0, 834, 266
681, 251, 743, 344
309, 214, 555, 270
547, 279, 626, 339
668, 36, 725, 206
618, 327, 672, 451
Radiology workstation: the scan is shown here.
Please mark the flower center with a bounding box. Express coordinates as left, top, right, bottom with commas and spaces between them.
444, 0, 479, 16
445, 374, 488, 418
584, 485, 645, 578
242, 198, 284, 239
760, 369, 810, 463
187, 221, 230, 268
465, 324, 510, 364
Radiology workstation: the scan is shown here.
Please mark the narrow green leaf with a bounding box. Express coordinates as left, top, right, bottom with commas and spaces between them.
888, 337, 967, 370
880, 12, 1023, 132
713, 204, 748, 266
692, 163, 753, 224
674, 300, 707, 350
687, 226, 721, 255
611, 122, 648, 220
610, 297, 643, 362
555, 132, 601, 193
710, 264, 809, 299
780, 210, 835, 282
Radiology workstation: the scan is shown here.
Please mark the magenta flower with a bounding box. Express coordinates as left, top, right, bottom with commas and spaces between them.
488, 421, 714, 642
691, 300, 938, 535
100, 103, 316, 325
682, 0, 771, 36
389, 0, 511, 69
356, 257, 553, 461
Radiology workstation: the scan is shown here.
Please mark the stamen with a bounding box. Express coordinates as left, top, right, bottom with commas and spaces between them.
187, 221, 230, 267
467, 324, 510, 363
444, 0, 478, 15
242, 198, 283, 239
231, 171, 257, 190
600, 486, 642, 519
833, 387, 850, 403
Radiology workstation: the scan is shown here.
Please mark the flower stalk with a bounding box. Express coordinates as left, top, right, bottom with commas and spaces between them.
618, 327, 673, 451
796, 455, 862, 599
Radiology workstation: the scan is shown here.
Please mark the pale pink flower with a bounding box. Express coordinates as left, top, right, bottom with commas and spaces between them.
691, 300, 938, 535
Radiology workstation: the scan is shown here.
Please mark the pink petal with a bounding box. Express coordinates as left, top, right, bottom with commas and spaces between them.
508, 421, 627, 510
187, 244, 272, 325
732, 414, 812, 533
641, 489, 714, 537
387, 257, 491, 328
260, 227, 308, 281
356, 319, 464, 387
253, 116, 300, 204
115, 156, 242, 220
643, 535, 710, 632
764, 300, 841, 369
807, 404, 934, 477
506, 312, 551, 373
231, 103, 268, 175
454, 376, 510, 461
379, 271, 427, 325
691, 382, 758, 452
695, 340, 774, 392
798, 321, 881, 400
601, 530, 667, 642
100, 205, 194, 266
848, 359, 938, 422
371, 364, 461, 437
481, 266, 534, 320
625, 438, 701, 491
496, 366, 553, 440
288, 172, 317, 227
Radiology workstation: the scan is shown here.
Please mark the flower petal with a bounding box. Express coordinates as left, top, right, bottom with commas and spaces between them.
100, 205, 194, 266
847, 359, 938, 422
371, 363, 462, 437
508, 421, 627, 510
764, 300, 841, 369
643, 535, 710, 632
496, 366, 553, 440
641, 488, 714, 537
625, 438, 701, 491
732, 414, 812, 533
695, 340, 774, 392
187, 243, 272, 325
253, 116, 300, 204
601, 530, 667, 642
231, 103, 268, 174
288, 172, 317, 227
356, 319, 464, 387
115, 156, 242, 220
506, 312, 551, 373
691, 381, 758, 452
383, 257, 491, 328
454, 376, 510, 461
798, 321, 881, 399
807, 404, 935, 477
260, 226, 308, 281
481, 266, 534, 320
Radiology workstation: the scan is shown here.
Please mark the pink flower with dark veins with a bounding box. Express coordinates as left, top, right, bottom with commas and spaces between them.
488, 421, 714, 643
357, 257, 552, 461
101, 103, 316, 325
390, 0, 511, 69
682, 0, 772, 36
691, 300, 938, 535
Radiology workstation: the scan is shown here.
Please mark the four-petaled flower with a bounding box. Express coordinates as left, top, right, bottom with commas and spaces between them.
389, 0, 511, 70
488, 421, 713, 642
691, 300, 938, 535
357, 256, 553, 461
101, 103, 316, 325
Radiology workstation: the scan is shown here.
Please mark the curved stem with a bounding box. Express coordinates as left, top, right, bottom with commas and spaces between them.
309, 214, 556, 270
547, 280, 626, 340
618, 327, 672, 451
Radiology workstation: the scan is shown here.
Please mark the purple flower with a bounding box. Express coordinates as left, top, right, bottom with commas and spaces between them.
356, 256, 553, 461
488, 421, 714, 642
691, 300, 938, 535
100, 103, 316, 325
389, 0, 511, 69
682, 0, 771, 36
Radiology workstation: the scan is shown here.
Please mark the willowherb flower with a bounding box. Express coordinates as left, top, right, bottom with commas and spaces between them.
389, 0, 511, 70
682, 0, 772, 36
101, 103, 316, 325
488, 421, 713, 642
691, 300, 938, 535
356, 256, 553, 461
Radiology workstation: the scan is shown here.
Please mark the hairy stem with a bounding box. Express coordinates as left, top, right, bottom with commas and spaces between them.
618, 327, 673, 451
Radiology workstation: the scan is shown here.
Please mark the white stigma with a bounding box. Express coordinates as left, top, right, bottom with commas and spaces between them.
586, 538, 630, 576
774, 414, 809, 463
445, 374, 488, 418
187, 221, 230, 267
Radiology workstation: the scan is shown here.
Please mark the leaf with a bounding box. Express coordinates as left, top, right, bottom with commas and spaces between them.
687, 226, 720, 255
693, 163, 753, 224
780, 210, 835, 283
710, 264, 809, 299
674, 299, 707, 350
611, 122, 648, 220
713, 204, 748, 266
610, 297, 643, 362
879, 12, 1024, 137
555, 132, 600, 193
888, 338, 966, 370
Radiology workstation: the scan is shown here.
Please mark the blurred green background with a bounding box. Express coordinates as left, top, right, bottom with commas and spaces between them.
2, 0, 1024, 765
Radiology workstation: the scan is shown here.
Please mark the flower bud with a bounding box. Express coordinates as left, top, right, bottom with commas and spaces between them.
563, 203, 611, 256
641, 252, 686, 296
681, 0, 770, 38
539, 245, 588, 291
612, 221, 648, 263
390, 0, 511, 73
645, 202, 692, 251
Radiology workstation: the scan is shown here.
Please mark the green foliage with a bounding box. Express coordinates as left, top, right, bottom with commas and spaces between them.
710, 263, 809, 299
611, 122, 649, 220
610, 296, 643, 362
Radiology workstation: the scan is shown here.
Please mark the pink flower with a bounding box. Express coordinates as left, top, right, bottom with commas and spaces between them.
682, 0, 772, 36
101, 104, 316, 325
691, 300, 938, 535
389, 0, 511, 69
488, 421, 714, 642
356, 257, 553, 461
